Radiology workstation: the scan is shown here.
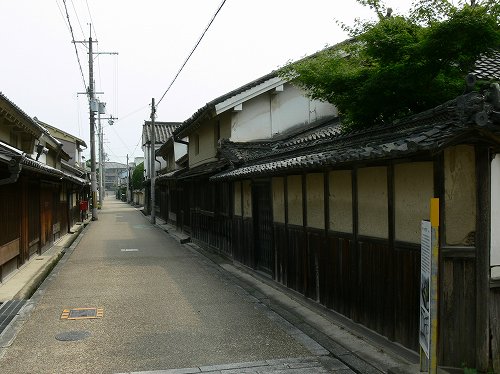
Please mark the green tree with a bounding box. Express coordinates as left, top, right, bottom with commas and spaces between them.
280, 0, 500, 129
131, 162, 144, 190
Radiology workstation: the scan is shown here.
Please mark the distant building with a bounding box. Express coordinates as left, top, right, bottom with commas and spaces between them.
104, 161, 127, 190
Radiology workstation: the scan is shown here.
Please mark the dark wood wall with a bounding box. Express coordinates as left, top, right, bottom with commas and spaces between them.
273, 224, 420, 351
0, 174, 73, 281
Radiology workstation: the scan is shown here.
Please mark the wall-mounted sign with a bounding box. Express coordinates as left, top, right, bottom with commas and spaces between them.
420, 220, 432, 357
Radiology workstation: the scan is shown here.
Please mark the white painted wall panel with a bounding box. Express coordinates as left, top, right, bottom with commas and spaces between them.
491, 154, 500, 278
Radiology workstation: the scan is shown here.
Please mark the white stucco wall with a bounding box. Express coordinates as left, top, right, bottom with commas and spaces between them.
143, 144, 165, 179
230, 84, 337, 142
174, 141, 187, 166
189, 122, 218, 168
491, 154, 500, 278
231, 94, 272, 142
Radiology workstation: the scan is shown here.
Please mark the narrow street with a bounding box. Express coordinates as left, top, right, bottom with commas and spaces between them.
0, 198, 352, 374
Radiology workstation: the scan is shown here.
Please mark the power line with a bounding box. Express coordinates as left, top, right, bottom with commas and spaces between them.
55, 0, 71, 33
156, 0, 227, 107
85, 0, 97, 39
70, 0, 85, 39
62, 0, 87, 91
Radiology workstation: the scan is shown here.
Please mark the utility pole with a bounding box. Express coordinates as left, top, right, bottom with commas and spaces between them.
126, 154, 130, 203
150, 98, 156, 224
96, 102, 116, 208
88, 31, 98, 221
98, 101, 104, 208
74, 27, 117, 220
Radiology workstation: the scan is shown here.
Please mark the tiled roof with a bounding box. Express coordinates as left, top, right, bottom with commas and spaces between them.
0, 141, 87, 184
142, 121, 181, 145
218, 116, 341, 165
177, 160, 228, 180
0, 92, 45, 138
211, 89, 500, 181
473, 50, 500, 80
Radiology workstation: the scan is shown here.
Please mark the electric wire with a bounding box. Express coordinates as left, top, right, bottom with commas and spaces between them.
85, 0, 97, 39
156, 0, 227, 107
130, 137, 143, 158
55, 0, 71, 33
70, 0, 85, 39
62, 0, 87, 92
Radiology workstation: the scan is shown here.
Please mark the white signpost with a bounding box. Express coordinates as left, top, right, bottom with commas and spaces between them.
420, 198, 439, 374
420, 220, 432, 357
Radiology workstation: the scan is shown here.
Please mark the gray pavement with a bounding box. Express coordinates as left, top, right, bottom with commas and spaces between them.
0, 198, 419, 374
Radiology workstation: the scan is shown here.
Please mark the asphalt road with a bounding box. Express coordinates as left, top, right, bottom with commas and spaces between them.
0, 198, 349, 373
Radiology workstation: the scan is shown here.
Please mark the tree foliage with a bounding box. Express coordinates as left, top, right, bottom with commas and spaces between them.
131, 162, 144, 190
280, 0, 500, 129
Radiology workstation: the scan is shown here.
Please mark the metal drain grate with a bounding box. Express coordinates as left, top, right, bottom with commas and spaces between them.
61, 308, 104, 320
0, 300, 26, 335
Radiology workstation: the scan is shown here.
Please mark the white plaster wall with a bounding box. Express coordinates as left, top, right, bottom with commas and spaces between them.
270, 84, 337, 136
394, 162, 434, 243
358, 167, 388, 238
306, 173, 324, 229
491, 154, 500, 278
189, 123, 217, 168
444, 145, 476, 245
219, 112, 232, 140
230, 84, 337, 142
143, 145, 150, 179
287, 175, 303, 226
329, 170, 353, 233
174, 141, 187, 166
231, 94, 271, 142
143, 144, 165, 178
272, 177, 285, 223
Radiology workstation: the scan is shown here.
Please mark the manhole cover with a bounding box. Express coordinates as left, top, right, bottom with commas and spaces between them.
55, 330, 91, 341
61, 308, 104, 320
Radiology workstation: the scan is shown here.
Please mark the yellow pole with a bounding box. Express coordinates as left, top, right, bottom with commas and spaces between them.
429, 198, 440, 373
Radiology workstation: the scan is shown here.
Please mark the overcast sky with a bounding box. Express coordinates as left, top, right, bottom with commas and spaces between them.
0, 0, 413, 165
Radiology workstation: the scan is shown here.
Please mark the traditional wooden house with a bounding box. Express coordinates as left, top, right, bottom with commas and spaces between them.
141, 121, 181, 215
209, 86, 500, 370
35, 118, 88, 227
0, 92, 87, 282
170, 72, 336, 244
155, 133, 187, 227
